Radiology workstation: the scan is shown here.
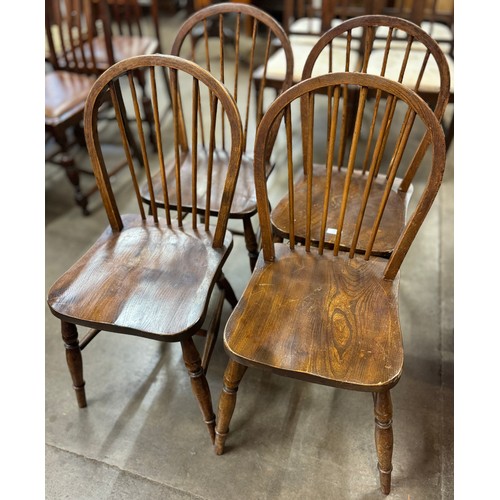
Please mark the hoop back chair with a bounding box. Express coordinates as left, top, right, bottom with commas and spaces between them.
47, 54, 244, 443
140, 3, 294, 271
213, 72, 447, 495
270, 14, 450, 256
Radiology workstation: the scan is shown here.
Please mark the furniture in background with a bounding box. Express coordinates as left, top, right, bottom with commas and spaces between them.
45, 69, 96, 215
45, 0, 167, 214
259, 0, 375, 91
213, 71, 447, 494
47, 54, 244, 442
140, 3, 294, 271
373, 0, 454, 149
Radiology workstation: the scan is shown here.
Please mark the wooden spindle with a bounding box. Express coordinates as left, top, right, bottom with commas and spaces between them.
149, 66, 171, 226
171, 69, 183, 225
234, 14, 240, 104
243, 18, 258, 152
219, 14, 226, 151
361, 90, 383, 174
256, 27, 272, 126
205, 94, 218, 231
109, 80, 146, 219
128, 71, 157, 222
319, 86, 340, 254
285, 105, 295, 249
334, 86, 368, 256
305, 92, 315, 252
192, 77, 199, 229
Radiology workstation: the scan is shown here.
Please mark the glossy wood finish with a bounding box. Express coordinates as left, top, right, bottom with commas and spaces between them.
47, 54, 244, 442
215, 73, 447, 494
271, 14, 450, 256
140, 3, 294, 271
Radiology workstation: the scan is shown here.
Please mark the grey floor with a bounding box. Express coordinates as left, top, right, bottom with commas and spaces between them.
45, 9, 454, 500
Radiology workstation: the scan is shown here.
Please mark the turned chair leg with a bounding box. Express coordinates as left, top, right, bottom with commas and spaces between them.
214, 359, 247, 455
373, 391, 393, 495
61, 321, 87, 408
243, 217, 259, 272
181, 337, 216, 443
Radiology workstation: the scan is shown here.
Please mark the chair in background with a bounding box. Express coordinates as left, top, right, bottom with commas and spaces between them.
213, 72, 447, 494
373, 0, 454, 149
47, 54, 243, 443
140, 3, 294, 271
45, 0, 165, 146
270, 14, 450, 256
45, 69, 96, 215
259, 0, 375, 92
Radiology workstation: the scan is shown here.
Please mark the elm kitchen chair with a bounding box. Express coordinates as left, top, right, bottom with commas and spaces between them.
47, 54, 244, 443
213, 72, 447, 494
270, 14, 450, 257
139, 3, 294, 271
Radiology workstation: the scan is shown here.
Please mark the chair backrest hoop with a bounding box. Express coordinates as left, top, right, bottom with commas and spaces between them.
83, 54, 243, 248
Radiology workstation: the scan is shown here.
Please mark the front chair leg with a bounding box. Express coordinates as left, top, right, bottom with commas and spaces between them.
214, 359, 247, 455
61, 321, 86, 408
373, 390, 393, 495
181, 337, 216, 443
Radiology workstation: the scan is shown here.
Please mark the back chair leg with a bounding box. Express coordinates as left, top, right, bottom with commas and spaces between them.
217, 273, 238, 309
181, 337, 216, 443
214, 359, 247, 455
53, 129, 89, 216
373, 390, 393, 495
243, 217, 259, 272
61, 321, 87, 408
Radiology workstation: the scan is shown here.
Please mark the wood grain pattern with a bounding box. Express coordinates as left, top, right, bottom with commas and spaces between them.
224, 244, 403, 390
48, 214, 233, 341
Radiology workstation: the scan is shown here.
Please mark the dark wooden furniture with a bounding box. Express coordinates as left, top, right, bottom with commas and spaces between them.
270, 14, 450, 256
47, 54, 244, 443
45, 69, 96, 215
45, 0, 165, 214
140, 3, 294, 271
213, 72, 447, 494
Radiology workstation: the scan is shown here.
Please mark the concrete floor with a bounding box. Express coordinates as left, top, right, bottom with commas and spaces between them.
45, 10, 454, 500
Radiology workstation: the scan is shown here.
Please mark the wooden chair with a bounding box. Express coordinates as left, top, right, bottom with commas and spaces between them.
270, 14, 450, 256
139, 3, 294, 271
45, 69, 96, 215
213, 72, 447, 494
47, 54, 244, 443
46, 0, 166, 146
